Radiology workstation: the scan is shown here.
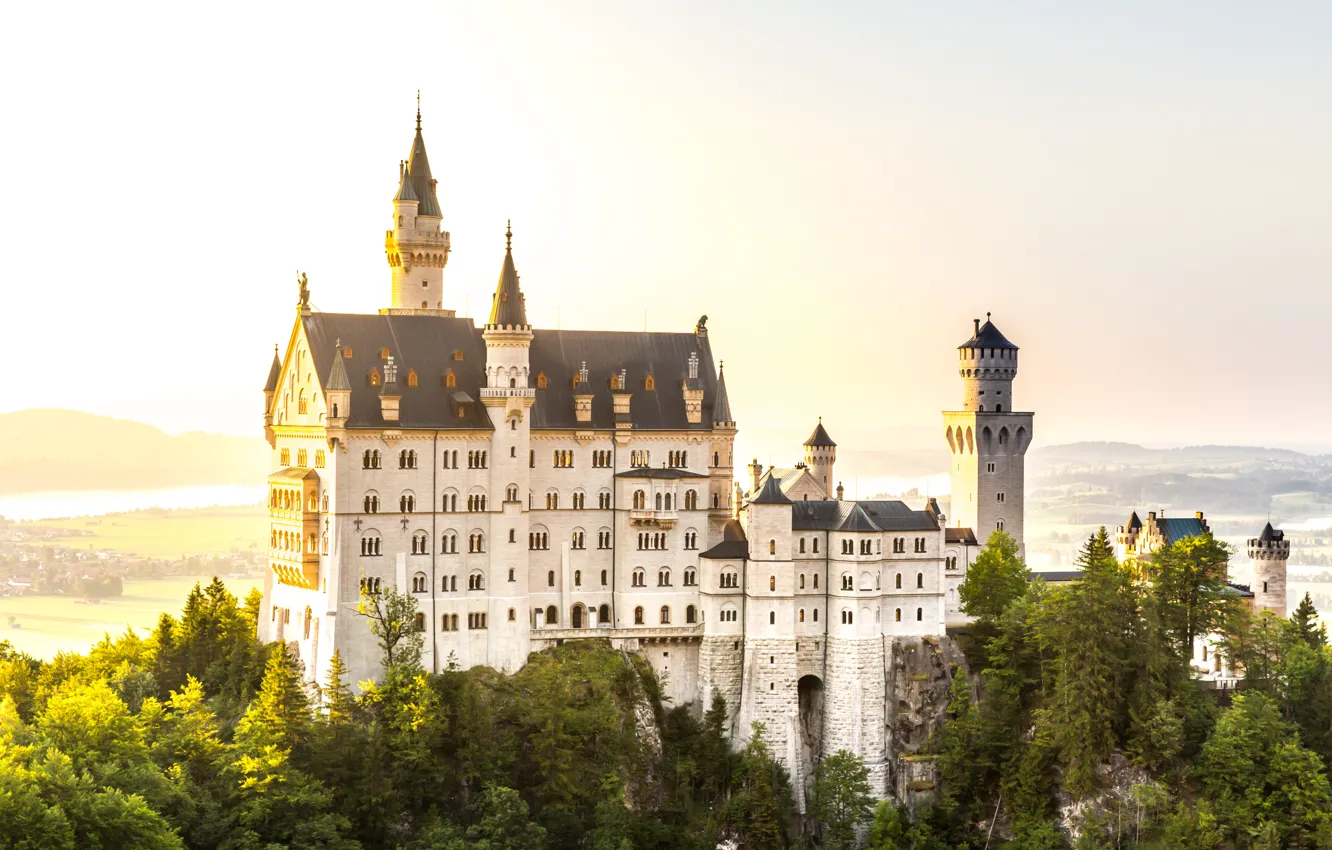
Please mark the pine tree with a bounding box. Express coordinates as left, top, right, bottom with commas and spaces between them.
1151, 534, 1234, 661
235, 642, 311, 753
1288, 593, 1327, 649
322, 649, 356, 723
811, 749, 874, 850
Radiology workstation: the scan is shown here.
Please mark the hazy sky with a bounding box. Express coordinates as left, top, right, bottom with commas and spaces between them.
2, 2, 1330, 464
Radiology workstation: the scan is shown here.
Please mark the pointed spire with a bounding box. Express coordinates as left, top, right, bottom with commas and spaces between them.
395, 160, 417, 202
264, 345, 281, 392
488, 222, 528, 327
326, 339, 351, 391
404, 100, 441, 217
713, 361, 733, 424
804, 418, 836, 447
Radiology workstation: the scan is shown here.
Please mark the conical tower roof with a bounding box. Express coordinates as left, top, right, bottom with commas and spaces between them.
959, 313, 1018, 350
326, 344, 351, 391
264, 346, 281, 392
713, 363, 733, 423
404, 105, 442, 217
487, 223, 528, 327
752, 473, 793, 505
804, 418, 836, 447
394, 161, 418, 202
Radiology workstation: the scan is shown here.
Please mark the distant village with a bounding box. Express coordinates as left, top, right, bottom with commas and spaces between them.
0, 515, 262, 599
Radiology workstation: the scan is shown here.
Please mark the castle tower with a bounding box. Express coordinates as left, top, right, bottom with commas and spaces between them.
708, 361, 737, 542
803, 419, 836, 499
384, 100, 453, 316
1248, 523, 1289, 617
942, 314, 1033, 557
481, 223, 535, 671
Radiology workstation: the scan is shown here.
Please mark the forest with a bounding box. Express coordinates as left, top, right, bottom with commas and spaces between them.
0, 528, 1330, 848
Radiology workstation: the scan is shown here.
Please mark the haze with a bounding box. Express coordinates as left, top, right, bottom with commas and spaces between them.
2, 1, 1330, 465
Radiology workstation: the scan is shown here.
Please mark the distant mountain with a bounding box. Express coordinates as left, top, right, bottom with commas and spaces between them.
0, 409, 269, 494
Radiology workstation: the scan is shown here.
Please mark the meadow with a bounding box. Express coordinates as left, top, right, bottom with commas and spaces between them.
23, 503, 267, 557
0, 575, 262, 660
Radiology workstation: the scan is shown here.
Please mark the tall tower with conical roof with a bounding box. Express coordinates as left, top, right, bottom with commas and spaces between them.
943, 314, 1033, 557
803, 418, 836, 498
384, 98, 453, 315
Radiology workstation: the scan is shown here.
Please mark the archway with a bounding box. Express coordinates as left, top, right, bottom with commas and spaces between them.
571, 604, 585, 629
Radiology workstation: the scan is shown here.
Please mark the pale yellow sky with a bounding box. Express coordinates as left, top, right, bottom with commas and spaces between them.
2, 2, 1330, 466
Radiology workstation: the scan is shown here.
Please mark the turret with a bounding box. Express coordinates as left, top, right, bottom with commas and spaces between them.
803, 418, 836, 498
1248, 523, 1289, 617
326, 340, 351, 427
480, 223, 535, 422
384, 99, 453, 315
957, 312, 1019, 412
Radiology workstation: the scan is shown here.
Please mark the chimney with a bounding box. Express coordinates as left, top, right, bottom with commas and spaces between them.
974, 317, 980, 335
573, 360, 594, 423
748, 458, 762, 492
380, 355, 401, 422
682, 352, 703, 424
836, 482, 844, 501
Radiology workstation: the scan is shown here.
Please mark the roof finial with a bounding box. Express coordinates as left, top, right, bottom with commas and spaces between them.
505, 220, 512, 252
987, 311, 992, 321
416, 90, 421, 130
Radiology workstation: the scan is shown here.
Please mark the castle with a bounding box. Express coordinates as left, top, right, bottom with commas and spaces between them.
258, 107, 1033, 799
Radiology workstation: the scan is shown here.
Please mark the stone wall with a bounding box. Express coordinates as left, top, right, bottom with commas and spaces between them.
698, 635, 744, 733
885, 635, 968, 812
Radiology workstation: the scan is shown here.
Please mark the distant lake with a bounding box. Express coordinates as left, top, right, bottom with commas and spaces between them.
0, 485, 266, 521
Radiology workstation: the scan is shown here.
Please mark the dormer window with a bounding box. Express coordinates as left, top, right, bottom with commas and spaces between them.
610, 373, 621, 390
536, 371, 548, 389
644, 374, 655, 391
369, 368, 381, 386
443, 369, 457, 388
380, 348, 391, 360
343, 346, 353, 358
453, 349, 464, 361
407, 370, 418, 388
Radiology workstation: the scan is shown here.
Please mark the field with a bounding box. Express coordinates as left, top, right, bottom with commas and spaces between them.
0, 576, 262, 660
23, 504, 267, 557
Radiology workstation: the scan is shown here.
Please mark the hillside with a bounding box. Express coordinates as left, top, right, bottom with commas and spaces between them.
0, 409, 269, 494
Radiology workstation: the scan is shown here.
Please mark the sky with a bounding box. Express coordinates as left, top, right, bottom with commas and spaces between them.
1, 1, 1330, 466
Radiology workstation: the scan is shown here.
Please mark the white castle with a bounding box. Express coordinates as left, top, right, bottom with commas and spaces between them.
259, 107, 1034, 798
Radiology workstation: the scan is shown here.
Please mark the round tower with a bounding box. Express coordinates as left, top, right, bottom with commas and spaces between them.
384, 100, 453, 315
1248, 523, 1289, 617
803, 419, 837, 499
957, 312, 1018, 412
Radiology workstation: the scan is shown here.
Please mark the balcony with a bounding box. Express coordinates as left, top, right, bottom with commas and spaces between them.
479, 387, 536, 400
630, 509, 678, 527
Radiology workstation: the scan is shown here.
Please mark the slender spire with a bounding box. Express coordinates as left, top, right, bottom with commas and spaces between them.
488, 222, 528, 327
403, 100, 441, 217
326, 339, 351, 391
264, 344, 281, 393
713, 361, 733, 423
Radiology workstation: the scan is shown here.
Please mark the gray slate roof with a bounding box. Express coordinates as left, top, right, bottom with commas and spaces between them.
488, 229, 528, 327
302, 313, 722, 431
838, 503, 880, 532
959, 316, 1018, 350
752, 475, 793, 505
1259, 522, 1283, 543
700, 540, 749, 560
804, 420, 836, 447
790, 500, 938, 532
326, 347, 351, 391
945, 528, 978, 545
712, 364, 732, 423
265, 349, 282, 393
405, 119, 442, 217
1157, 517, 1207, 545
614, 468, 709, 479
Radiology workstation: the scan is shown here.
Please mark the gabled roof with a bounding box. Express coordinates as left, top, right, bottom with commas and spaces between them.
838, 503, 880, 532
299, 313, 721, 431
487, 225, 528, 328
1259, 522, 1283, 543
790, 500, 938, 532
804, 419, 836, 447
264, 348, 282, 393
404, 111, 442, 217
712, 364, 732, 423
752, 474, 793, 505
959, 315, 1018, 350
326, 346, 351, 391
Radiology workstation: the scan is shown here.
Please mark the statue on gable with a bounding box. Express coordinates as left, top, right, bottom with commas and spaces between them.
297, 271, 310, 308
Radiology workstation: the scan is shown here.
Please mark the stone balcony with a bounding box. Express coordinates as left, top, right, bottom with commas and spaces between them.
479, 387, 536, 400
630, 509, 678, 526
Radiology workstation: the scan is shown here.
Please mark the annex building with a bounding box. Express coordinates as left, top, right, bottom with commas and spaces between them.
259, 107, 1034, 799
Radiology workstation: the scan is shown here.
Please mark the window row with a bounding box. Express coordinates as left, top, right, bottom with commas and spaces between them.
630, 604, 697, 625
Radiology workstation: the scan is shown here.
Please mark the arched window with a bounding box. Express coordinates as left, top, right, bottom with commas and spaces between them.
548, 570, 555, 587
769, 575, 776, 591
632, 568, 646, 588
411, 572, 427, 592
686, 605, 697, 624
655, 493, 663, 510
799, 538, 806, 553
769, 539, 776, 555
799, 574, 806, 589
917, 573, 924, 588
599, 603, 610, 624
769, 611, 776, 625
895, 573, 902, 589
633, 490, 646, 510
546, 605, 558, 625
895, 608, 902, 622
660, 606, 670, 624
634, 606, 644, 625
685, 490, 697, 510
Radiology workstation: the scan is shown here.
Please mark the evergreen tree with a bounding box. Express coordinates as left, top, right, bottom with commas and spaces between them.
1289, 592, 1327, 649
811, 749, 874, 850
234, 642, 310, 753
466, 784, 547, 850
322, 649, 356, 723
